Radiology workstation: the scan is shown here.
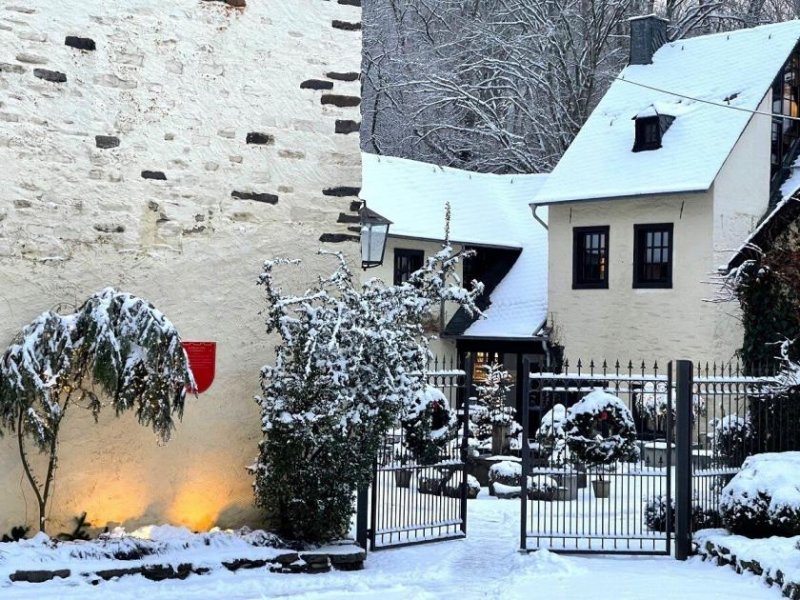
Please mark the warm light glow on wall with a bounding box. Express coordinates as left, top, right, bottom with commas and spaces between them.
76, 475, 152, 526
167, 469, 230, 531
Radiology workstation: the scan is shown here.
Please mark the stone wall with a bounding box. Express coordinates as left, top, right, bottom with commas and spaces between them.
0, 0, 361, 534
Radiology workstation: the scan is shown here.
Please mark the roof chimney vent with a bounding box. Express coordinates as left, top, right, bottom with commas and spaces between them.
629, 15, 669, 65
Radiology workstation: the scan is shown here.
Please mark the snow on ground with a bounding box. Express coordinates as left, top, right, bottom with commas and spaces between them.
1, 492, 778, 599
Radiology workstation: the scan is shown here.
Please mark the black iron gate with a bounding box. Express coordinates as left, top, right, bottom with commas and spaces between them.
521, 359, 674, 554
365, 360, 471, 550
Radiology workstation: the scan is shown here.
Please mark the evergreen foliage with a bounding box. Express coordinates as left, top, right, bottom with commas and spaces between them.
563, 390, 639, 466
400, 387, 457, 465
254, 245, 481, 544
0, 288, 193, 532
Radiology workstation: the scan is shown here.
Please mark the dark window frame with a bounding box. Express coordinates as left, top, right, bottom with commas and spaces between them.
393, 248, 425, 285
633, 223, 674, 289
572, 226, 610, 290
632, 114, 675, 152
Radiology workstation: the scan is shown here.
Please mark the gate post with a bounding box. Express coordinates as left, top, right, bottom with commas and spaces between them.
675, 359, 694, 561
520, 357, 531, 552
461, 352, 473, 536
356, 484, 369, 551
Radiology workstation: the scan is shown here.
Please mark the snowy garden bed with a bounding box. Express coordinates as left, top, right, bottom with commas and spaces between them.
696, 529, 800, 599
0, 526, 364, 585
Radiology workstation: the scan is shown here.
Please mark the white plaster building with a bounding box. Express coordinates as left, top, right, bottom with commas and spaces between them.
360, 152, 549, 421
0, 0, 361, 534
532, 18, 800, 366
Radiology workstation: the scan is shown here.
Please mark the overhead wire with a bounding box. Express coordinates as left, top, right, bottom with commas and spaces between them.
612, 75, 800, 123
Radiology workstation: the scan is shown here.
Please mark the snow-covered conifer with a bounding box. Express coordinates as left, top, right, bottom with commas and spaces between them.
254, 244, 481, 543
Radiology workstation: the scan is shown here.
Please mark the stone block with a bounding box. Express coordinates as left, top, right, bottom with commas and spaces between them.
33, 68, 67, 83
95, 135, 120, 149
65, 36, 96, 51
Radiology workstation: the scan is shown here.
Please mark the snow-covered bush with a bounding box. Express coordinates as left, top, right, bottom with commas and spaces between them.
0, 289, 192, 533
564, 390, 639, 466
488, 460, 521, 495
254, 246, 481, 543
401, 387, 457, 465
720, 452, 800, 538
443, 474, 480, 499
708, 415, 755, 467
528, 475, 558, 501
643, 495, 720, 532
535, 403, 568, 463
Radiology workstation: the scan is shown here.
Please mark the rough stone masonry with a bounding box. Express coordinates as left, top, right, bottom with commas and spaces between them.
0, 0, 361, 534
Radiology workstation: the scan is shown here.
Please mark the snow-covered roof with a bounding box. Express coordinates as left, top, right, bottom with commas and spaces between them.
534, 20, 800, 206
360, 153, 549, 339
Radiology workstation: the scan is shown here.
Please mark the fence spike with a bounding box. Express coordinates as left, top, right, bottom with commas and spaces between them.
577, 358, 582, 376
627, 360, 634, 377
602, 359, 608, 376
614, 360, 620, 376
564, 358, 570, 375
589, 359, 595, 376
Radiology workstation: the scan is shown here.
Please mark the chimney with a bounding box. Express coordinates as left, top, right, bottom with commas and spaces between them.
629, 15, 669, 65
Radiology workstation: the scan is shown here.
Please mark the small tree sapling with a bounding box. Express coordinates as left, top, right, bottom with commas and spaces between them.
0, 288, 193, 533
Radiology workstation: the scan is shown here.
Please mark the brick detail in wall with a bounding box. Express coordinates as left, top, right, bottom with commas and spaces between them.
300, 79, 334, 90
323, 186, 360, 197
349, 201, 362, 212
231, 191, 279, 204
0, 63, 26, 74
95, 135, 120, 149
141, 170, 167, 180
321, 94, 361, 108
336, 212, 360, 224
332, 20, 361, 31
246, 132, 274, 145
65, 36, 96, 51
326, 72, 359, 82
335, 120, 359, 135
338, 0, 362, 6
319, 233, 358, 243
33, 69, 67, 83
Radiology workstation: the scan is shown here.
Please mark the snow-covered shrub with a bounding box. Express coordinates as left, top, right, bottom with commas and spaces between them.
564, 391, 639, 466
535, 403, 568, 463
528, 475, 558, 501
640, 382, 705, 433
720, 452, 800, 538
401, 387, 457, 465
708, 415, 755, 467
643, 495, 720, 532
0, 289, 192, 533
443, 474, 480, 499
488, 460, 521, 495
254, 246, 481, 543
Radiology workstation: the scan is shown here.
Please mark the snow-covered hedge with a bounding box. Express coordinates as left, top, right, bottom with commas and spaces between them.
720, 452, 800, 537
564, 391, 639, 465
708, 415, 755, 467
643, 495, 720, 532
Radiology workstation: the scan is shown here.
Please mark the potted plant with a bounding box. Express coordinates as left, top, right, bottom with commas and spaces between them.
400, 386, 457, 466
394, 450, 413, 488
564, 390, 639, 500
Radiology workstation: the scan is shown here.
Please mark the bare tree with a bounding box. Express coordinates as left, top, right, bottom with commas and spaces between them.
362, 0, 800, 174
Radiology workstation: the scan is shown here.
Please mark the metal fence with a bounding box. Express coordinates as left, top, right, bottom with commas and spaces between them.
691, 362, 782, 535
522, 359, 673, 554
367, 357, 470, 550
520, 358, 792, 557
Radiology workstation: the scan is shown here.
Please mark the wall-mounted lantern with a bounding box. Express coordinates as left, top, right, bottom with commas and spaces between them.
360, 203, 391, 270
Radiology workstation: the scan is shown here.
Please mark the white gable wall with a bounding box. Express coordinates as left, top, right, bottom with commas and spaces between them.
546, 89, 777, 365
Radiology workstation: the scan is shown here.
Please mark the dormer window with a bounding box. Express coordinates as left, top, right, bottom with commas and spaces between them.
633, 114, 675, 152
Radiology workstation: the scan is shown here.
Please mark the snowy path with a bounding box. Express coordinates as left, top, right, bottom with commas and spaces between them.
2, 493, 778, 599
